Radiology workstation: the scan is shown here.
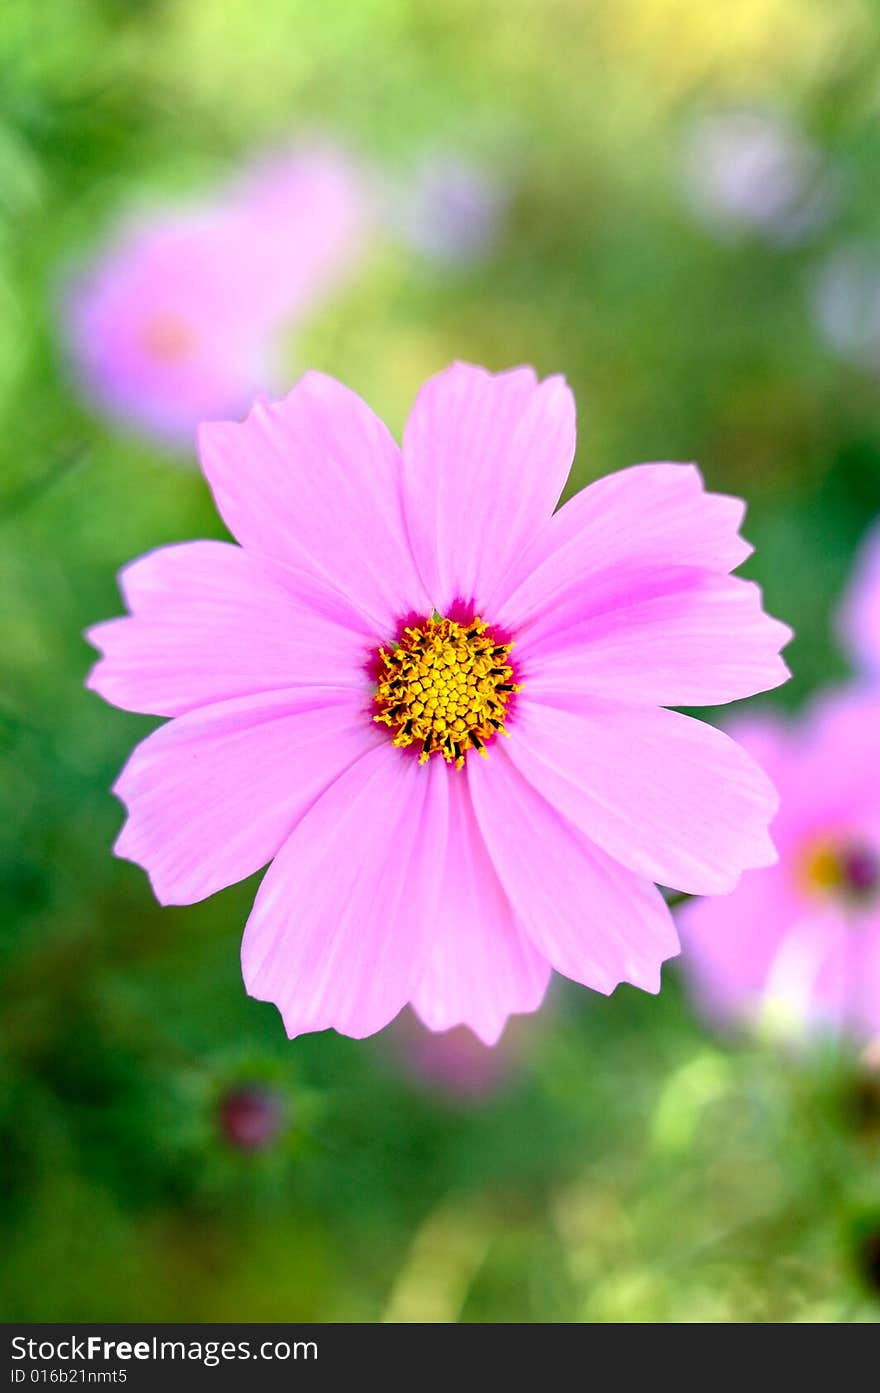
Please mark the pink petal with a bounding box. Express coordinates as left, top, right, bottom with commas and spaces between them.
851, 917, 880, 1038
85, 540, 373, 717
410, 769, 550, 1044
469, 749, 679, 993
677, 866, 798, 1024
763, 687, 880, 839
490, 462, 751, 623
506, 696, 779, 895
679, 694, 880, 1044
242, 746, 448, 1040
519, 568, 791, 707
227, 142, 369, 324
113, 686, 381, 905
737, 906, 850, 1033
198, 373, 431, 631
838, 518, 880, 680
721, 711, 793, 789
401, 362, 575, 612
688, 899, 876, 1041
801, 912, 880, 1038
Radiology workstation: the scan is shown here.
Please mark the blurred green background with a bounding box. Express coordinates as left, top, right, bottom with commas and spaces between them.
3, 0, 880, 1322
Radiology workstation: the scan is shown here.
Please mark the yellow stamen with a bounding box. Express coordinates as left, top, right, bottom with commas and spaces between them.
798, 836, 880, 903
373, 615, 522, 768
800, 841, 844, 895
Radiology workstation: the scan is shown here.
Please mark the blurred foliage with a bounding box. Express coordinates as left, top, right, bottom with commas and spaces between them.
3, 0, 880, 1322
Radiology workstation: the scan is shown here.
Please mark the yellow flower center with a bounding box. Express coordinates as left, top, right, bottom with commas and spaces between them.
373, 614, 521, 768
799, 837, 880, 904
800, 842, 843, 895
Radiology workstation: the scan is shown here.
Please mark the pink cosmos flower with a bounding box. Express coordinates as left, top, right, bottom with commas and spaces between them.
679, 690, 880, 1044
62, 146, 367, 447
86, 363, 791, 1044
839, 518, 880, 680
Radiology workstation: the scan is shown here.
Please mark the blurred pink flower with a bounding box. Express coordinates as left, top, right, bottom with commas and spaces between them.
386, 1011, 524, 1102
680, 690, 880, 1044
839, 518, 880, 680
227, 143, 370, 319
680, 109, 834, 245
86, 363, 790, 1043
61, 145, 368, 448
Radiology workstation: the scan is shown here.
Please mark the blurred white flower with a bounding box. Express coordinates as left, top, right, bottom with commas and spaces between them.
811, 245, 880, 372
387, 151, 509, 267
680, 109, 835, 244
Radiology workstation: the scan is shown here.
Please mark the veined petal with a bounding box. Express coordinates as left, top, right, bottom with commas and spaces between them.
519, 568, 791, 707
506, 696, 779, 895
198, 372, 431, 631
85, 540, 373, 717
401, 362, 575, 611
114, 686, 381, 905
491, 462, 751, 624
411, 769, 550, 1044
242, 746, 448, 1040
469, 749, 679, 994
